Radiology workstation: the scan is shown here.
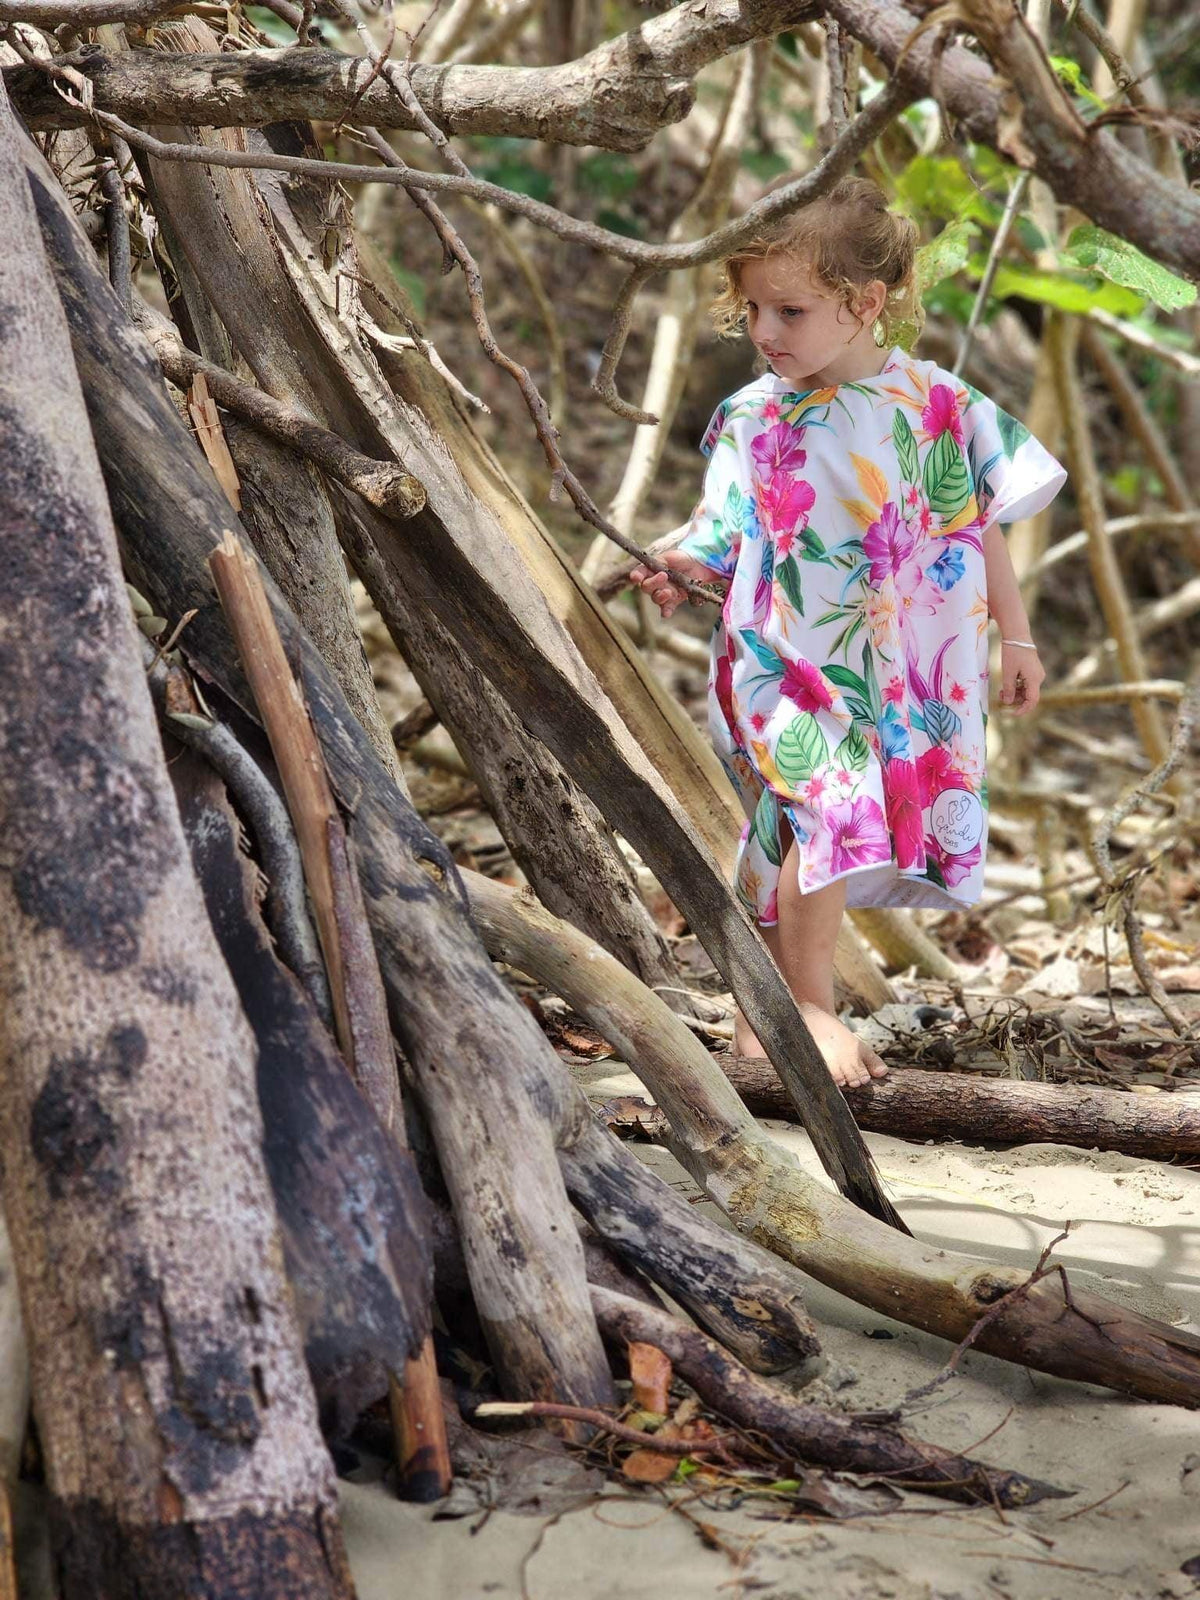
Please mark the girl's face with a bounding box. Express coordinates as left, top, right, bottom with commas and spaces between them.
739, 257, 883, 387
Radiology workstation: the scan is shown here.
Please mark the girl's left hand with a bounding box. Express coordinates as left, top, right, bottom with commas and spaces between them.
998, 641, 1045, 715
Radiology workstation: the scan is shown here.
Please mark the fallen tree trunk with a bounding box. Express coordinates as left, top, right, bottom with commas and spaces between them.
0, 80, 355, 1595
462, 871, 1200, 1408
24, 124, 614, 1418
610, 1058, 1200, 1163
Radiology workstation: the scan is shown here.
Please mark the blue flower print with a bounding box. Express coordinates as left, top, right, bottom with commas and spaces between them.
927, 545, 966, 592
878, 704, 912, 761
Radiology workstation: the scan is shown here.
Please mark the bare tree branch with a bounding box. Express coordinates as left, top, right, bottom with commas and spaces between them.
6, 0, 821, 149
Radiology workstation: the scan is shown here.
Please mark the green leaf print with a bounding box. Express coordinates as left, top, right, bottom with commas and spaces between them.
775, 715, 828, 786
723, 480, 746, 530
823, 664, 868, 699
996, 407, 1031, 462
892, 410, 920, 488
751, 788, 782, 867
775, 554, 805, 615
737, 628, 784, 674
924, 698, 963, 746
921, 430, 971, 518
834, 725, 870, 772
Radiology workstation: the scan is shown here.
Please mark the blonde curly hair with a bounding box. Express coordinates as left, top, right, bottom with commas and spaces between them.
711, 176, 922, 347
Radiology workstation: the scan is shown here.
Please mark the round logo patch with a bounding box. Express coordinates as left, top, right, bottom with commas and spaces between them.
930, 788, 984, 856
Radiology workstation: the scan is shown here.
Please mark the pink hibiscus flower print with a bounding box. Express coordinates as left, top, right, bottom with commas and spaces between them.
756, 471, 815, 536
751, 421, 807, 477
883, 675, 906, 706
927, 833, 982, 890
780, 657, 834, 714
863, 502, 915, 585
882, 758, 924, 870
921, 384, 965, 445
827, 796, 892, 876
917, 746, 971, 808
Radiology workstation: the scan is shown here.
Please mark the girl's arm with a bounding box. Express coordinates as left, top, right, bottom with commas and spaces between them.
982, 522, 1044, 716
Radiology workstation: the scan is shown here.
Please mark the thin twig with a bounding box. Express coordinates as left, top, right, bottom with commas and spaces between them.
898, 1228, 1073, 1410
98, 156, 132, 313
472, 1401, 738, 1456
953, 170, 1028, 375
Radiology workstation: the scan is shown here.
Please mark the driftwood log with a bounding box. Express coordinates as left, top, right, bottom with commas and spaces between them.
0, 81, 354, 1596
604, 1058, 1200, 1164
25, 127, 616, 1418
463, 872, 1200, 1407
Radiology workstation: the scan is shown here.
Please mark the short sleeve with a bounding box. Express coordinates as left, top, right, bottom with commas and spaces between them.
960, 387, 1067, 532
675, 405, 745, 580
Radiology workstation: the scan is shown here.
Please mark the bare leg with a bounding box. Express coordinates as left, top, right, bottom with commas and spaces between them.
732, 844, 888, 1088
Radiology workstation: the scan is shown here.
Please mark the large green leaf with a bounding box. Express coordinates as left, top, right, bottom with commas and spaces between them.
823, 663, 869, 699
751, 788, 782, 867
775, 716, 829, 786
1062, 225, 1197, 312
834, 725, 871, 772
924, 699, 963, 746
892, 409, 920, 487
921, 432, 971, 518
984, 261, 1144, 317
915, 218, 977, 295
775, 555, 805, 616
996, 407, 1031, 461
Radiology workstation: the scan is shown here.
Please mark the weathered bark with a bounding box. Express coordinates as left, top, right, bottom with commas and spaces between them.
352, 571, 697, 1008
607, 1058, 1200, 1163
0, 80, 354, 1597
6, 0, 819, 148
244, 130, 900, 1224
525, 1057, 818, 1375
590, 1288, 1064, 1509
462, 870, 1200, 1408
169, 746, 431, 1438
131, 21, 689, 1006
26, 129, 614, 1416
124, 32, 405, 789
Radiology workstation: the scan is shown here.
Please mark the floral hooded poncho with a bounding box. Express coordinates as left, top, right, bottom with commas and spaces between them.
676, 348, 1066, 920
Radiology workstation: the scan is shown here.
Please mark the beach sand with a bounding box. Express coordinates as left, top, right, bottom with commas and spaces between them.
340, 1094, 1200, 1600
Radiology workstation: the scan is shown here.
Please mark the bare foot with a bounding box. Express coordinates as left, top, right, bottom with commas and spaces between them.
797, 1002, 889, 1089
733, 1005, 888, 1088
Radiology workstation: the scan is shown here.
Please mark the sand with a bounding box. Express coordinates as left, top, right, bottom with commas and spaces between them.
341, 1093, 1200, 1600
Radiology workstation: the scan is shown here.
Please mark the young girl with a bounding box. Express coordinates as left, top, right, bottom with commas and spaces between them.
630, 177, 1066, 1090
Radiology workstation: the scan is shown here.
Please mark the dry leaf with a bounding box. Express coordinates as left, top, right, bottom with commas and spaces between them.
628, 1341, 672, 1415
620, 1448, 677, 1484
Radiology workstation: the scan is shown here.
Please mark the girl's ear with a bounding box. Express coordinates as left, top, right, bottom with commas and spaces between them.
854, 278, 889, 322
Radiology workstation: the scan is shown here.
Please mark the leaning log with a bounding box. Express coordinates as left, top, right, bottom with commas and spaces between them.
722, 1057, 1200, 1161
463, 871, 1200, 1408
170, 747, 430, 1439
0, 80, 355, 1596
24, 125, 614, 1418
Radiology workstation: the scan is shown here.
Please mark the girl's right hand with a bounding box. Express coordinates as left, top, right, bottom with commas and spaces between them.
627, 549, 724, 619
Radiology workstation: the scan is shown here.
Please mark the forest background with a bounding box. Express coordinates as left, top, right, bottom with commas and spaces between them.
2, 0, 1200, 1596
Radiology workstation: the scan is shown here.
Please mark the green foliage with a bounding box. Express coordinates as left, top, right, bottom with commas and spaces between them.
245, 4, 297, 42
893, 157, 1001, 226
980, 260, 1145, 317
577, 152, 639, 202
1049, 55, 1107, 111
390, 263, 427, 317
741, 148, 791, 181
474, 138, 553, 203
1062, 225, 1197, 311
892, 410, 920, 486
915, 218, 977, 295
